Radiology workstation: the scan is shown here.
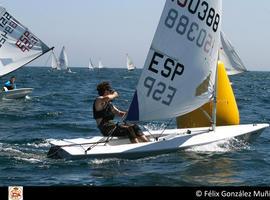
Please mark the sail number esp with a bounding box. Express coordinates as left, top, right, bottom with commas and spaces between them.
144, 52, 184, 106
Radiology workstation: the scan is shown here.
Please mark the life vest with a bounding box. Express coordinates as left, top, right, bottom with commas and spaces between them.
4, 81, 16, 90
93, 100, 115, 122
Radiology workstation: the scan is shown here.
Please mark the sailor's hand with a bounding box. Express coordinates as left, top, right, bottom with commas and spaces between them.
112, 91, 119, 98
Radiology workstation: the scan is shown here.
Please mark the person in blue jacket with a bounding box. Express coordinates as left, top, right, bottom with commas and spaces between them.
3, 76, 16, 91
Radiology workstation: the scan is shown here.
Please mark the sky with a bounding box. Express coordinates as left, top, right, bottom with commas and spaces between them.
1, 0, 270, 71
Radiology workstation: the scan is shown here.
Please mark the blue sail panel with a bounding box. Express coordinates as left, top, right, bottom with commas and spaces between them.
125, 91, 139, 121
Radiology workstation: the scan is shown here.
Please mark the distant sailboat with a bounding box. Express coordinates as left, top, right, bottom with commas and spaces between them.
51, 51, 60, 70
0, 5, 53, 99
219, 31, 247, 75
126, 54, 135, 71
88, 58, 94, 70
98, 60, 103, 69
59, 46, 72, 72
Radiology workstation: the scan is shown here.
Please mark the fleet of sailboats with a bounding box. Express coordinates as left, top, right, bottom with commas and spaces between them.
50, 46, 74, 73
47, 0, 269, 160
0, 1, 268, 160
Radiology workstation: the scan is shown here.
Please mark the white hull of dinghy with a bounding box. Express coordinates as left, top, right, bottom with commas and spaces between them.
47, 124, 269, 159
0, 88, 33, 99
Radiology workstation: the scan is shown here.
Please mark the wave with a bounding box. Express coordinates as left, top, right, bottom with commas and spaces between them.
185, 138, 251, 153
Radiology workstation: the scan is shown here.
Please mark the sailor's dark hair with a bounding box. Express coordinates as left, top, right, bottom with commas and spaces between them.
97, 81, 112, 96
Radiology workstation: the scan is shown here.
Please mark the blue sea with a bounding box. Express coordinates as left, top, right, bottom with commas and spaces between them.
0, 67, 269, 187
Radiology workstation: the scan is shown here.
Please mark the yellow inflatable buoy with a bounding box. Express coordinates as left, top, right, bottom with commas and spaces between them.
176, 61, 240, 128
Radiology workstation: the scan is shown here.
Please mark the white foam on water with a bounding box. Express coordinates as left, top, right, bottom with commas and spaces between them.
27, 140, 51, 148
25, 95, 31, 100
0, 146, 23, 154
143, 123, 167, 131
185, 138, 250, 153
88, 158, 120, 165
14, 156, 42, 163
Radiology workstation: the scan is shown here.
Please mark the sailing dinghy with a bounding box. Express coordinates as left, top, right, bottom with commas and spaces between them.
219, 31, 247, 75
0, 88, 33, 99
51, 50, 61, 71
47, 0, 269, 160
98, 60, 104, 69
0, 6, 53, 99
126, 54, 135, 71
88, 58, 94, 70
59, 46, 75, 73
59, 46, 68, 70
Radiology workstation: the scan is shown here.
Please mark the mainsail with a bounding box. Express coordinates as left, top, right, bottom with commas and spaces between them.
126, 0, 222, 121
126, 54, 135, 71
0, 6, 51, 77
98, 60, 103, 69
51, 51, 60, 70
219, 31, 247, 75
59, 46, 68, 70
88, 58, 94, 70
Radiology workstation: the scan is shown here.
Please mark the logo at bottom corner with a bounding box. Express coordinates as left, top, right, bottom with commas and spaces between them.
9, 186, 23, 200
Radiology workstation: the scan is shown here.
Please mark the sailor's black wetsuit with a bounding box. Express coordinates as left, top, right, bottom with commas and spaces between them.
93, 100, 143, 139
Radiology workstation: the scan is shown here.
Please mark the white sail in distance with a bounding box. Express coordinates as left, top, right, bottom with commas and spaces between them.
88, 58, 94, 70
219, 31, 247, 75
98, 60, 103, 69
59, 46, 68, 70
51, 51, 60, 70
126, 54, 135, 71
0, 6, 52, 77
126, 0, 222, 121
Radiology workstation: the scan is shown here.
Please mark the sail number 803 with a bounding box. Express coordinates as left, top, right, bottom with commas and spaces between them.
144, 76, 177, 106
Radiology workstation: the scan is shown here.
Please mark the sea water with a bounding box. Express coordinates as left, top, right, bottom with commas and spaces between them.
0, 67, 269, 186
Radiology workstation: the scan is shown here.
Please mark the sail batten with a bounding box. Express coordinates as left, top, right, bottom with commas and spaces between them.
0, 6, 51, 77
126, 0, 222, 122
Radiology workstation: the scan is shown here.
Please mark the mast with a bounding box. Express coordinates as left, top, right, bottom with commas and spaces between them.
211, 61, 219, 132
